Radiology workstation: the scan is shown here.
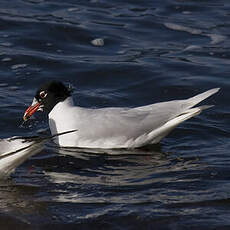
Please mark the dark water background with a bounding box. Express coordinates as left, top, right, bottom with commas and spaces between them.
0, 0, 229, 229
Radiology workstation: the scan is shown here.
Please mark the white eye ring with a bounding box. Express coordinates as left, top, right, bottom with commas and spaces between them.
40, 91, 47, 99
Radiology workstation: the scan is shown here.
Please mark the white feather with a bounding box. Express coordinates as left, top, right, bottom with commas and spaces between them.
0, 138, 43, 178
0, 130, 77, 179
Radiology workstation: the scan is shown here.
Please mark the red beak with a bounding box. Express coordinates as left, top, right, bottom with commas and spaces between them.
23, 102, 41, 121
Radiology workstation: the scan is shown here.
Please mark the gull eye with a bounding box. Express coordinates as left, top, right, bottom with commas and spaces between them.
40, 91, 47, 99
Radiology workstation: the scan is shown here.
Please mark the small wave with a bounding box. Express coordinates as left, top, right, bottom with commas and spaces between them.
164, 22, 226, 45
206, 33, 227, 45
164, 22, 202, 35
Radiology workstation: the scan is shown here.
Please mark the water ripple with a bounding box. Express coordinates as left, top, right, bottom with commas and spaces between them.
0, 0, 229, 229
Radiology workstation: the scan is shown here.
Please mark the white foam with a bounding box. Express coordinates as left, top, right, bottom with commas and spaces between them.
11, 64, 28, 70
184, 45, 201, 51
91, 38, 104, 47
164, 22, 202, 35
206, 34, 226, 45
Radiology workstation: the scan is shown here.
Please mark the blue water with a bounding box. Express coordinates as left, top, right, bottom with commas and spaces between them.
0, 0, 229, 229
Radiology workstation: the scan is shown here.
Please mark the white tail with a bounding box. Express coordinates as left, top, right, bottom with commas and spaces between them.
187, 88, 220, 108
138, 89, 220, 147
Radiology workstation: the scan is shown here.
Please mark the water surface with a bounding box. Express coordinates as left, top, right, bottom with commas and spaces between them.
0, 0, 229, 229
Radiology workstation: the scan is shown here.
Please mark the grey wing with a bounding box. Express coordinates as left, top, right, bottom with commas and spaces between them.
76, 100, 185, 140
73, 88, 219, 147
119, 100, 186, 137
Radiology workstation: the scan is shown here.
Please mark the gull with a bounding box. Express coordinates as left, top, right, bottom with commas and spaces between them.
23, 81, 219, 149
0, 136, 43, 178
0, 130, 76, 179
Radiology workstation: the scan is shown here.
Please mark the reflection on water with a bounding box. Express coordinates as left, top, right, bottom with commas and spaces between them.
0, 140, 228, 228
44, 145, 202, 204
0, 145, 203, 224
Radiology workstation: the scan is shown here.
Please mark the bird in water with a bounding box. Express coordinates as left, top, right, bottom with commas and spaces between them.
0, 137, 43, 178
23, 81, 219, 149
0, 130, 76, 179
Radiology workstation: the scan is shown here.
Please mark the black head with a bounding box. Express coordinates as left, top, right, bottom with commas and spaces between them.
23, 81, 72, 121
35, 81, 71, 112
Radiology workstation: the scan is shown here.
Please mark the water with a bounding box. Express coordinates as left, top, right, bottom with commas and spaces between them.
0, 0, 229, 229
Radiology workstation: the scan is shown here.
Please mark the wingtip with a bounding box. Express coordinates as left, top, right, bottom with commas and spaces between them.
206, 87, 220, 95
207, 87, 221, 97
198, 105, 215, 111
187, 87, 220, 109
212, 87, 221, 93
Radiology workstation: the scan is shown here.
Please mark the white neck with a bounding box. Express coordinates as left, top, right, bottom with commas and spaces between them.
51, 96, 74, 112
57, 96, 74, 108
48, 96, 76, 135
